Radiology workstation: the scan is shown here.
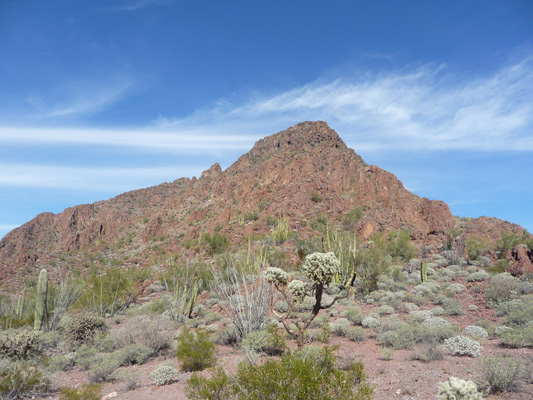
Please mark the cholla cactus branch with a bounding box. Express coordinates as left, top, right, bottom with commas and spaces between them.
302, 252, 340, 285
287, 280, 306, 301
264, 267, 290, 287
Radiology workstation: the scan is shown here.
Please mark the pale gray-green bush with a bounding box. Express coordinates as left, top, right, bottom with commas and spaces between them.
149, 364, 179, 386
444, 335, 482, 357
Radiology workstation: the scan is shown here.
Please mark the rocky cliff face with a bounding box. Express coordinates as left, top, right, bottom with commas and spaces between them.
0, 121, 525, 288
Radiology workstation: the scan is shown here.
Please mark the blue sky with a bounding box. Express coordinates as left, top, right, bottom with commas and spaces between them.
1, 0, 532, 239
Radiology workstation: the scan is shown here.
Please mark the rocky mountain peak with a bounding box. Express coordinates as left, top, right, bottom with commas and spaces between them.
249, 121, 347, 157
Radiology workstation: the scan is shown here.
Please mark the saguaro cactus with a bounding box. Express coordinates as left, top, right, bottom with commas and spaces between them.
420, 260, 428, 283
34, 269, 48, 331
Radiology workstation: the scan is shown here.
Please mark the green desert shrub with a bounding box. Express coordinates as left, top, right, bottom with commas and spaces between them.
345, 326, 365, 342
241, 323, 285, 356
377, 328, 416, 350
476, 355, 530, 394
46, 353, 76, 372
112, 314, 172, 355
386, 230, 416, 262
0, 363, 50, 399
499, 325, 533, 348
74, 345, 100, 370
411, 343, 444, 362
378, 321, 457, 350
235, 349, 373, 400
485, 273, 525, 304
186, 367, 233, 400
176, 327, 217, 372
0, 330, 42, 361
493, 232, 523, 256
89, 357, 119, 383
466, 236, 487, 261
501, 299, 533, 327
149, 363, 180, 386
473, 320, 495, 336
271, 218, 290, 244
186, 346, 373, 400
202, 232, 229, 255
78, 269, 137, 317
58, 383, 102, 400
90, 344, 152, 383
361, 316, 381, 330
467, 270, 491, 282
215, 324, 240, 346
330, 318, 351, 337
112, 344, 152, 365
443, 298, 465, 316
63, 313, 108, 346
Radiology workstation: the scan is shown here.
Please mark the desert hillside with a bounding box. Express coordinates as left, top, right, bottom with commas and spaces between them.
0, 121, 526, 289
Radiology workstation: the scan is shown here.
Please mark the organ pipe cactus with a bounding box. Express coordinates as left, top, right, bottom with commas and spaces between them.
15, 287, 26, 317
34, 269, 48, 331
420, 260, 428, 283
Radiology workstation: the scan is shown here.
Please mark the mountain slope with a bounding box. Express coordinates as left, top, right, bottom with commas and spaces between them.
0, 121, 524, 288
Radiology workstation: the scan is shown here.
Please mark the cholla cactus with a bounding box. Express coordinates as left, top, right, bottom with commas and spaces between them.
267, 252, 351, 348
265, 267, 290, 287
302, 252, 340, 285
436, 376, 483, 400
287, 280, 306, 301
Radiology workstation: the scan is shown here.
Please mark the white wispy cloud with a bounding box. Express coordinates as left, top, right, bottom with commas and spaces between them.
0, 164, 207, 191
2, 56, 532, 154
0, 127, 260, 153
26, 80, 132, 120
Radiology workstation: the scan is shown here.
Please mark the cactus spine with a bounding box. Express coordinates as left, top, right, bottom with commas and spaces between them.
34, 269, 48, 331
420, 260, 428, 283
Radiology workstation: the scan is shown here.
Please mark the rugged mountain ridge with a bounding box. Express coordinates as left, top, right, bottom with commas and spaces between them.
0, 121, 525, 288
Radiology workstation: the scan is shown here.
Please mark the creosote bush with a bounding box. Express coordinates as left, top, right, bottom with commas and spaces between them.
176, 327, 217, 372
58, 383, 102, 400
0, 363, 50, 399
113, 314, 172, 356
476, 355, 530, 394
186, 346, 373, 400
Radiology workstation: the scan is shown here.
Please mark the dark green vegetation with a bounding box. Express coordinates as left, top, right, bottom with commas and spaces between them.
186, 346, 373, 400
0, 223, 532, 399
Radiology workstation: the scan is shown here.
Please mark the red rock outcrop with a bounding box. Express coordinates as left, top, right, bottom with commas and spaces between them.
506, 245, 533, 276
